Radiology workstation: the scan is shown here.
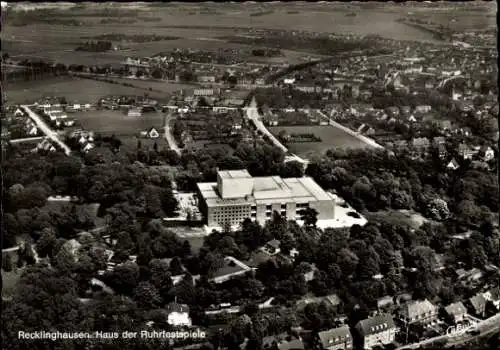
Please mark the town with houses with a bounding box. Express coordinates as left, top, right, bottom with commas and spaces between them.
1, 2, 499, 350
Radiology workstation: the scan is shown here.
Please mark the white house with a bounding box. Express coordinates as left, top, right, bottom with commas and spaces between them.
447, 158, 460, 170
82, 142, 95, 153
482, 146, 495, 161
165, 303, 192, 327
147, 127, 160, 139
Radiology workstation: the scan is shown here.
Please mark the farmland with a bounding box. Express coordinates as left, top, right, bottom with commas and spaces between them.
4, 3, 495, 68
269, 125, 373, 158
4, 77, 195, 104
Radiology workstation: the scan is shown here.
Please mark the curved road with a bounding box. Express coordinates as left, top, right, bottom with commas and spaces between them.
397, 313, 500, 350
21, 105, 71, 155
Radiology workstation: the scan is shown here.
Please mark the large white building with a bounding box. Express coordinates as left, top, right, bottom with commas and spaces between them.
197, 170, 336, 229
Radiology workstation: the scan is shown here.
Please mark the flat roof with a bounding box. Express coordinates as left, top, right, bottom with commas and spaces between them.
218, 170, 252, 179
198, 173, 333, 207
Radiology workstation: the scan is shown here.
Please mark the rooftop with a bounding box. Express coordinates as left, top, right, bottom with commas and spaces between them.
318, 326, 351, 348
444, 302, 467, 316
356, 314, 396, 336
199, 171, 333, 207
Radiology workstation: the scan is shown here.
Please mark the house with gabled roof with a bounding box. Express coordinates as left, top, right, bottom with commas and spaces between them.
316, 325, 353, 350
165, 302, 191, 327
398, 299, 438, 326
446, 158, 460, 170
443, 302, 467, 324
355, 314, 397, 350
483, 287, 500, 310
468, 293, 487, 318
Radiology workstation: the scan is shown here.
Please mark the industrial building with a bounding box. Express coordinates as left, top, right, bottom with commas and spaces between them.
197, 170, 336, 229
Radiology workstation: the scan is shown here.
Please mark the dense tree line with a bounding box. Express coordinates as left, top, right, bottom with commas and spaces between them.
76, 40, 113, 52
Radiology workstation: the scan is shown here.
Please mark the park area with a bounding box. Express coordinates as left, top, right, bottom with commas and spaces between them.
269, 125, 373, 158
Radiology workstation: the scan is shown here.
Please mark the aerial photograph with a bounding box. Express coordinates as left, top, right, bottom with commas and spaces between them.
1, 1, 499, 350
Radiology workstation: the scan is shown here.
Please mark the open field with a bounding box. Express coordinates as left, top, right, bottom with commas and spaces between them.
4, 77, 192, 104
269, 125, 372, 158
72, 109, 164, 136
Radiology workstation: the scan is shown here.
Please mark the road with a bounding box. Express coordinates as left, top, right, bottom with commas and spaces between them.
20, 105, 72, 156
163, 110, 181, 155
243, 97, 288, 154
397, 313, 500, 350
9, 136, 45, 144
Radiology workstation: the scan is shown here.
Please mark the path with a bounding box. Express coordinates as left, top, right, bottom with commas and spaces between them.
163, 110, 181, 155
315, 109, 385, 150
243, 97, 288, 154
20, 105, 71, 155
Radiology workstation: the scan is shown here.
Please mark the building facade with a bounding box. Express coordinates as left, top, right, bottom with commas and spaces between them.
317, 325, 353, 350
355, 314, 397, 350
399, 299, 438, 326
197, 170, 335, 228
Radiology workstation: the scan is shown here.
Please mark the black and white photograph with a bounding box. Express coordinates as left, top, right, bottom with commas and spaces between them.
1, 1, 499, 350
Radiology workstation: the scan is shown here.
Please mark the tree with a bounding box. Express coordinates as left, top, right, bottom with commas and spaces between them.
3, 254, 13, 272
36, 228, 57, 258
426, 198, 450, 221
302, 207, 318, 228
134, 282, 162, 309
169, 257, 184, 276
200, 252, 225, 278
105, 262, 140, 296
149, 259, 173, 301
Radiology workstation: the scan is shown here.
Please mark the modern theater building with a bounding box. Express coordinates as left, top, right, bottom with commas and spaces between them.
197, 170, 336, 229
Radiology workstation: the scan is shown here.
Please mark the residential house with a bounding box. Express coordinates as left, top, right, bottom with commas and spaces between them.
165, 302, 192, 327
411, 137, 430, 153
377, 296, 395, 311
147, 127, 160, 139
432, 136, 446, 145
284, 78, 296, 85
446, 158, 460, 170
443, 302, 467, 324
263, 239, 281, 255
263, 334, 304, 350
194, 88, 215, 97
399, 299, 438, 326
455, 268, 483, 283
14, 107, 25, 117
480, 146, 495, 161
355, 314, 397, 350
24, 120, 38, 136
197, 75, 216, 83
457, 144, 477, 160
316, 325, 353, 350
415, 105, 432, 114
81, 142, 95, 154
434, 119, 453, 130
483, 287, 500, 310
37, 139, 56, 153
468, 294, 487, 318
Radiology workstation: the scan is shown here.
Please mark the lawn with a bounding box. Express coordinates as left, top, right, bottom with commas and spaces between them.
364, 209, 429, 229
268, 125, 373, 158
4, 77, 191, 104
72, 109, 165, 137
